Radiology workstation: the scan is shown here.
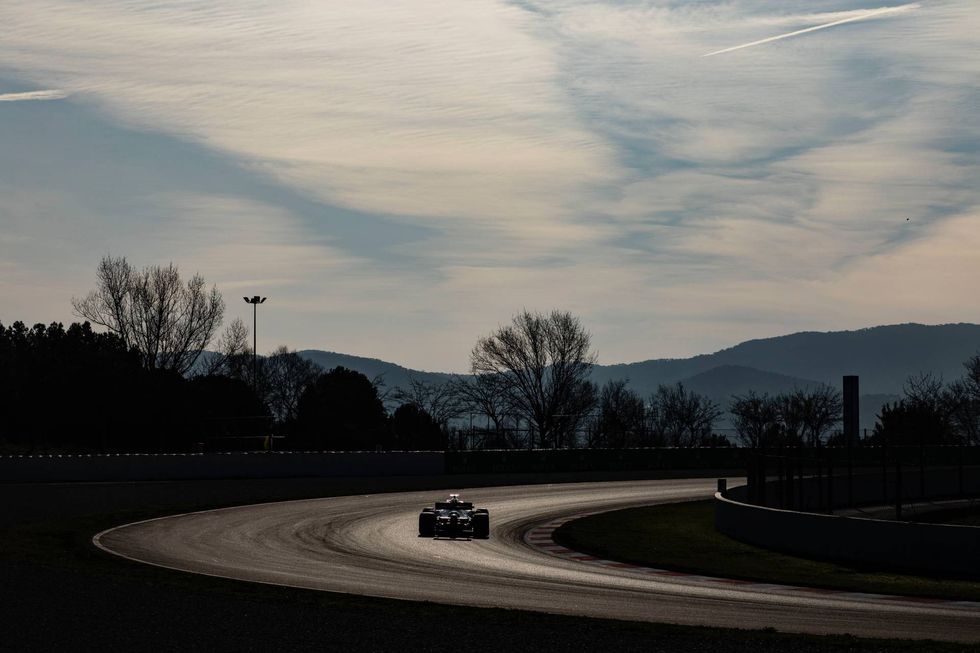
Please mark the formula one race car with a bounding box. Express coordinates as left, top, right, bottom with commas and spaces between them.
418, 494, 489, 539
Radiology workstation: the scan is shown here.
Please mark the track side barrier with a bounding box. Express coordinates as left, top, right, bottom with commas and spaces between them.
446, 448, 745, 474
1, 447, 750, 483
0, 451, 446, 483
715, 467, 980, 577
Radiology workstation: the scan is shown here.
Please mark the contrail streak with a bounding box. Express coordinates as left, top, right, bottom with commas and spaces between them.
703, 3, 920, 57
0, 89, 68, 102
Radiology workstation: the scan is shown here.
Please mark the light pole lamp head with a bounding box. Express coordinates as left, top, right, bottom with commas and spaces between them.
244, 295, 267, 305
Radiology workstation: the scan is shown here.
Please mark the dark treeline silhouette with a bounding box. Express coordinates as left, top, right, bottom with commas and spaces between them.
386, 309, 729, 450
729, 386, 843, 449
0, 319, 453, 453
5, 255, 978, 453
866, 360, 980, 446
0, 320, 268, 453
5, 311, 977, 453
0, 256, 452, 453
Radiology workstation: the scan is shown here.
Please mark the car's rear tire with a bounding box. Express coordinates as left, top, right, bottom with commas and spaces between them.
418, 511, 435, 537
472, 512, 490, 539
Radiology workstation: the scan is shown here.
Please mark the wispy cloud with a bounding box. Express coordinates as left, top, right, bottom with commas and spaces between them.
703, 3, 921, 57
0, 89, 67, 102
2, 1, 979, 369
0, 1, 615, 232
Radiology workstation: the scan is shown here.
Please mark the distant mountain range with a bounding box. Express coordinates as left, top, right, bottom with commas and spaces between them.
299, 323, 980, 431
298, 350, 455, 390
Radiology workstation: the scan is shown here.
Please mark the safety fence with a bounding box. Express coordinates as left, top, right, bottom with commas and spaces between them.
742, 445, 980, 514
716, 445, 980, 576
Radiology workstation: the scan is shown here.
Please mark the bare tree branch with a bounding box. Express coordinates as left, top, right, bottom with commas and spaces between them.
730, 391, 781, 448
649, 382, 721, 447
452, 373, 515, 431
392, 376, 465, 428
73, 255, 224, 375
471, 309, 596, 448
263, 346, 322, 423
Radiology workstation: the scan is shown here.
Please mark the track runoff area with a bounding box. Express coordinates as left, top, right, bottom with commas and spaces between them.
94, 478, 980, 643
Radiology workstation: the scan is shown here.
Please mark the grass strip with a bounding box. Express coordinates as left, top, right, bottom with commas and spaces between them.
553, 500, 980, 602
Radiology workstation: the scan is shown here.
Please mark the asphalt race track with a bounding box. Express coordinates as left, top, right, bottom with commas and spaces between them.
94, 479, 980, 643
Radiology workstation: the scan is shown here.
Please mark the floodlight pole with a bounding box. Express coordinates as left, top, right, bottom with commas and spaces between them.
243, 295, 267, 391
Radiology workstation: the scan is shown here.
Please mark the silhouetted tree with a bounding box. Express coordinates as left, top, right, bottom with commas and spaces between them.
470, 309, 597, 448
948, 377, 980, 445
777, 386, 842, 447
903, 372, 948, 412
556, 379, 598, 448
869, 372, 959, 445
389, 403, 446, 450
0, 320, 144, 451
262, 346, 322, 425
125, 367, 192, 452
871, 399, 957, 446
589, 380, 646, 448
294, 366, 387, 450
730, 391, 782, 448
201, 317, 251, 378
774, 393, 805, 447
392, 376, 464, 431
453, 373, 515, 432
0, 318, 311, 453
649, 383, 721, 447
73, 255, 224, 375
186, 375, 270, 447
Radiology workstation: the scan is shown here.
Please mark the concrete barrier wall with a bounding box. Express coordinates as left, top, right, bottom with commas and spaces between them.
715, 491, 980, 576
446, 447, 745, 474
718, 467, 980, 576
0, 451, 445, 483
1, 447, 749, 482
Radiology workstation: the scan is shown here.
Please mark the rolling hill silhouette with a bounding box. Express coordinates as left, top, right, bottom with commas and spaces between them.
591, 323, 980, 396
296, 323, 980, 430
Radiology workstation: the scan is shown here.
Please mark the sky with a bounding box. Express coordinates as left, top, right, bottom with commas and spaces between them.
1, 1, 979, 372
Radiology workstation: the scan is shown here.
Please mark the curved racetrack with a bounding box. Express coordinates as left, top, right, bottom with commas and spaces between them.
94, 479, 980, 643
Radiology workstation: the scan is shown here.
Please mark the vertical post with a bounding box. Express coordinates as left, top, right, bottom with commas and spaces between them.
919, 439, 926, 501
882, 432, 888, 503
785, 457, 793, 509
756, 449, 766, 506
775, 456, 782, 508
827, 446, 834, 512
895, 454, 903, 520
816, 455, 824, 512
960, 433, 965, 497
843, 376, 860, 446
243, 296, 267, 393
843, 376, 858, 509
797, 448, 804, 511
252, 300, 258, 390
